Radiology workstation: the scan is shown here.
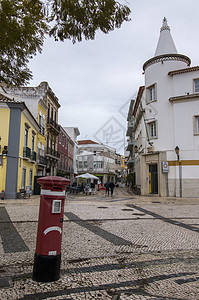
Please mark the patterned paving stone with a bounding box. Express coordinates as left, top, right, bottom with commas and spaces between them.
0, 190, 199, 299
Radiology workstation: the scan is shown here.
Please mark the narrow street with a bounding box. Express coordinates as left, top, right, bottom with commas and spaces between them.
0, 188, 199, 299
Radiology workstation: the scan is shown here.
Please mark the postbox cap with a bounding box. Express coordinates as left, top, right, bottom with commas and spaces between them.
37, 176, 70, 191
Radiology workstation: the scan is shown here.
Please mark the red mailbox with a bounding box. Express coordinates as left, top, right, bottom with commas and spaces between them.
32, 176, 70, 282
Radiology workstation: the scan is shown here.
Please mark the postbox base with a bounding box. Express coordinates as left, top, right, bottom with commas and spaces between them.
32, 253, 61, 282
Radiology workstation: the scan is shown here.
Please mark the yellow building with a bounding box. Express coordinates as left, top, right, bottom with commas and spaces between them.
0, 93, 40, 199
2, 82, 61, 177
121, 155, 128, 179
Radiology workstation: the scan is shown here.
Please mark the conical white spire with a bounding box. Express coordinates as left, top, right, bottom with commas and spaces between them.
154, 17, 177, 56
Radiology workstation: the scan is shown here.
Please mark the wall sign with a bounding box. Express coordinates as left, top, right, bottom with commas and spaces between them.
162, 161, 169, 173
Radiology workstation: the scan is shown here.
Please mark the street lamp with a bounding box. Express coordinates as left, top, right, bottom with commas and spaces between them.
175, 146, 180, 161
175, 146, 182, 198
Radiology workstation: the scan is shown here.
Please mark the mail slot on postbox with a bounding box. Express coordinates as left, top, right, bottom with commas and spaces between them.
32, 176, 70, 282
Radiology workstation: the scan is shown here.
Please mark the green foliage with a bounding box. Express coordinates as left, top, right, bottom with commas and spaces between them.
0, 0, 131, 86
49, 0, 131, 43
0, 0, 48, 85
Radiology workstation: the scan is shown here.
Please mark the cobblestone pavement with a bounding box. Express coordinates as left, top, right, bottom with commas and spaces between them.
0, 188, 199, 299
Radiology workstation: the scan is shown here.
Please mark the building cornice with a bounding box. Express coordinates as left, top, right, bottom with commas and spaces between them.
143, 54, 191, 72
168, 66, 199, 76
169, 93, 199, 103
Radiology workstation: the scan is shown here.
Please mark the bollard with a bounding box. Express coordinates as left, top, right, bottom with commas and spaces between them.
32, 176, 70, 282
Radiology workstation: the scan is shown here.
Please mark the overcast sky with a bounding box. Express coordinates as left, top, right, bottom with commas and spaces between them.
27, 0, 199, 154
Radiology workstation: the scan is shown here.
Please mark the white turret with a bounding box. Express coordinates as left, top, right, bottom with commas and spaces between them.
143, 18, 190, 72
154, 17, 177, 56
142, 18, 191, 153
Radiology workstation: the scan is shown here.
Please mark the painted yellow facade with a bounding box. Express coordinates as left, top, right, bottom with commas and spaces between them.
17, 111, 38, 192
37, 103, 46, 152
0, 106, 10, 192
0, 97, 40, 199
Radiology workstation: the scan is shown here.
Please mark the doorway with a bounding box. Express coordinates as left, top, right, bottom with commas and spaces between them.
149, 164, 158, 194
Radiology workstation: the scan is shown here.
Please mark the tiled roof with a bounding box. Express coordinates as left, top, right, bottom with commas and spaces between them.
78, 140, 98, 145
0, 93, 39, 127
168, 66, 199, 76
132, 86, 145, 116
0, 93, 15, 102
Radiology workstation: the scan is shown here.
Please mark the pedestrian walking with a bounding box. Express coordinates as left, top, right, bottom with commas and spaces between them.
104, 181, 110, 196
109, 181, 115, 197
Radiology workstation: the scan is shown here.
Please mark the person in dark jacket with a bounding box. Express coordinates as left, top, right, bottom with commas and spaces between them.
109, 181, 115, 196
104, 181, 110, 196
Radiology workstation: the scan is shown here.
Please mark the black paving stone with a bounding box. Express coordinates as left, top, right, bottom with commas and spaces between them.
126, 204, 199, 233
19, 272, 195, 300
65, 212, 132, 246
0, 277, 10, 288
0, 207, 29, 253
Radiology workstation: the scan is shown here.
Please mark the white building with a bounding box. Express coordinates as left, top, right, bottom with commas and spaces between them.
126, 18, 199, 197
77, 140, 121, 183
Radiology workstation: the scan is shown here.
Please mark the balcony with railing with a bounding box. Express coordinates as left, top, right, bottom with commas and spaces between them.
23, 146, 31, 159
31, 151, 37, 162
46, 147, 60, 160
37, 154, 47, 166
47, 117, 60, 134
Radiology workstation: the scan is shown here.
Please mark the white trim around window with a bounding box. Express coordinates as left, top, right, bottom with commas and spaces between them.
146, 83, 157, 103
194, 79, 199, 93
193, 115, 199, 135
147, 120, 158, 139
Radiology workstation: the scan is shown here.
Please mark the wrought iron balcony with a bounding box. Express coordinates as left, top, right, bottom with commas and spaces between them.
47, 117, 60, 134
23, 146, 31, 159
46, 147, 60, 159
31, 151, 37, 162
38, 154, 47, 165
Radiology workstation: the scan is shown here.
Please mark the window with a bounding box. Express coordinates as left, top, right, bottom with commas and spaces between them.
39, 111, 45, 135
83, 161, 87, 168
42, 114, 45, 135
150, 86, 155, 101
22, 168, 26, 189
197, 117, 199, 132
32, 134, 35, 151
79, 161, 83, 169
51, 107, 53, 121
94, 161, 103, 169
148, 121, 157, 138
39, 110, 42, 125
193, 115, 199, 135
147, 84, 156, 102
194, 79, 199, 93
48, 104, 50, 120
24, 128, 28, 147
41, 144, 44, 156
29, 169, 33, 188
